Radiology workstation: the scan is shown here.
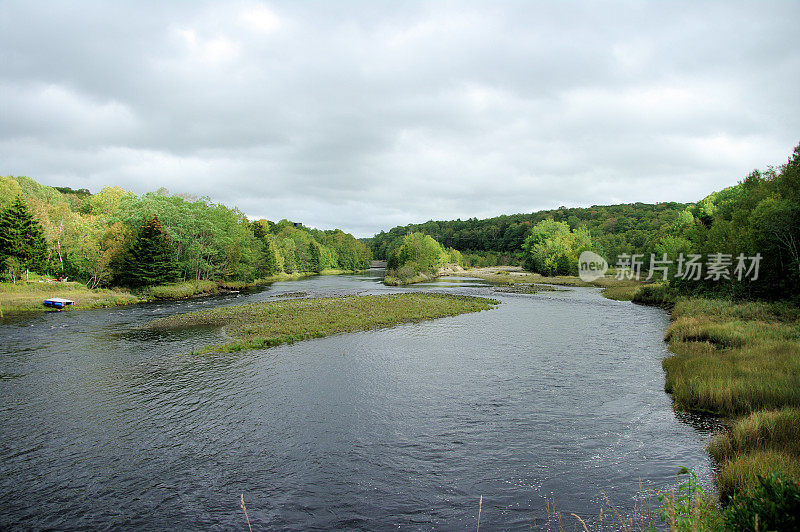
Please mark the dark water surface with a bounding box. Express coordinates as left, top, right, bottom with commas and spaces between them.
0, 271, 716, 530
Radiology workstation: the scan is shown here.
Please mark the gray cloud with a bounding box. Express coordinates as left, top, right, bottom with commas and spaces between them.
1, 0, 798, 236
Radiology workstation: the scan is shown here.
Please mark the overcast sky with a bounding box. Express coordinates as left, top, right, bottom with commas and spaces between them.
1, 1, 798, 236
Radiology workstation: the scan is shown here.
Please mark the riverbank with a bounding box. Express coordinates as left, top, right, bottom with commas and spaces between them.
136, 272, 316, 300
0, 281, 140, 313
0, 271, 367, 313
662, 297, 800, 499
145, 293, 499, 353
383, 264, 466, 286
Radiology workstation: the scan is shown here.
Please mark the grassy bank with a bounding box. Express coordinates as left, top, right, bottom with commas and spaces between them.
145, 293, 499, 353
0, 281, 141, 312
384, 272, 433, 286
0, 272, 326, 313
659, 296, 800, 499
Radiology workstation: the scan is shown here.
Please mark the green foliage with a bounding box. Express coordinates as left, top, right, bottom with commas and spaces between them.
665, 143, 800, 300
446, 247, 462, 266
370, 201, 687, 263
657, 467, 720, 532
723, 472, 800, 531
461, 250, 516, 268
385, 232, 454, 282
0, 177, 24, 210
0, 196, 49, 278
4, 257, 24, 283
521, 219, 593, 276
119, 215, 180, 287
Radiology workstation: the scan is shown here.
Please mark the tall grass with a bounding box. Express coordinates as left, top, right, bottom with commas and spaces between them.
662, 298, 800, 496
707, 408, 800, 499
708, 408, 800, 463
631, 283, 676, 307
663, 307, 800, 415
714, 450, 800, 501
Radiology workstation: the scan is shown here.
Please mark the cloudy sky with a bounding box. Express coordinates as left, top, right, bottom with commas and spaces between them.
1, 1, 798, 236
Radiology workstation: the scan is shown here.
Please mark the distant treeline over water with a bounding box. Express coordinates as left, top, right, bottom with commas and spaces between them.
0, 178, 372, 288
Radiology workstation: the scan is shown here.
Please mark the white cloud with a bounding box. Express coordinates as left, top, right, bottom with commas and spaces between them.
0, 0, 798, 237
239, 4, 282, 34
175, 27, 240, 64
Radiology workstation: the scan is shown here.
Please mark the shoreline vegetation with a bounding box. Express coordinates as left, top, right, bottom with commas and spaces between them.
0, 269, 368, 313
0, 176, 374, 310
662, 297, 800, 501
144, 293, 499, 353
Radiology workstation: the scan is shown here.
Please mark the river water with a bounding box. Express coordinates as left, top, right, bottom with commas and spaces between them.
0, 270, 716, 530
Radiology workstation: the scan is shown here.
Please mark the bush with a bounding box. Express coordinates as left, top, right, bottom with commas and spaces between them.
632, 282, 676, 307
723, 472, 800, 531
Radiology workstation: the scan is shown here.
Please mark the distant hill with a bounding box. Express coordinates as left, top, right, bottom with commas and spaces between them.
369, 202, 689, 262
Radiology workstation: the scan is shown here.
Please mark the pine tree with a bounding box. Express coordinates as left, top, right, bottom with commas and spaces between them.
0, 196, 48, 279
121, 215, 180, 287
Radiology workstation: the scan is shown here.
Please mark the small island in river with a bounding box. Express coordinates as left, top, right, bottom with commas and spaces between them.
145, 292, 499, 353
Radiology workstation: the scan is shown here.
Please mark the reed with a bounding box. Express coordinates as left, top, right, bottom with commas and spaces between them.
240, 494, 252, 532
476, 495, 482, 532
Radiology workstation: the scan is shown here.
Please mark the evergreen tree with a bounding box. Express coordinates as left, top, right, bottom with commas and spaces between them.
0, 196, 48, 278
120, 215, 180, 287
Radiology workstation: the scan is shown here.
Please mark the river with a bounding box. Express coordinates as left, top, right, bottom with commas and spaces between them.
0, 270, 716, 530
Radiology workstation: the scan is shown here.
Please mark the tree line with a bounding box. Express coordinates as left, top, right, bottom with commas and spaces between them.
369, 201, 688, 267
370, 142, 800, 301
0, 177, 372, 287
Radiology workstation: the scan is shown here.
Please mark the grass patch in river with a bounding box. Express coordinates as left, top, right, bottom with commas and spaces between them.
492, 284, 565, 294
144, 293, 499, 353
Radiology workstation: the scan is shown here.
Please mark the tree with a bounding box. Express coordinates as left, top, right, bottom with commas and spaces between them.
258, 235, 283, 276
0, 196, 49, 280
68, 218, 127, 288
119, 215, 180, 287
521, 219, 594, 276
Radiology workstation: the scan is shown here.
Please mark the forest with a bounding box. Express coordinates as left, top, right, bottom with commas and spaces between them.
0, 177, 372, 288
370, 143, 800, 302
369, 200, 688, 267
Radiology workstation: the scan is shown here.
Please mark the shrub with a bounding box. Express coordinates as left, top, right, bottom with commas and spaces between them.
632, 283, 676, 307
723, 472, 800, 531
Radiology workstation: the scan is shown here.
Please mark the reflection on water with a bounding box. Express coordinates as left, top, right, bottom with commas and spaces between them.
0, 270, 716, 530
